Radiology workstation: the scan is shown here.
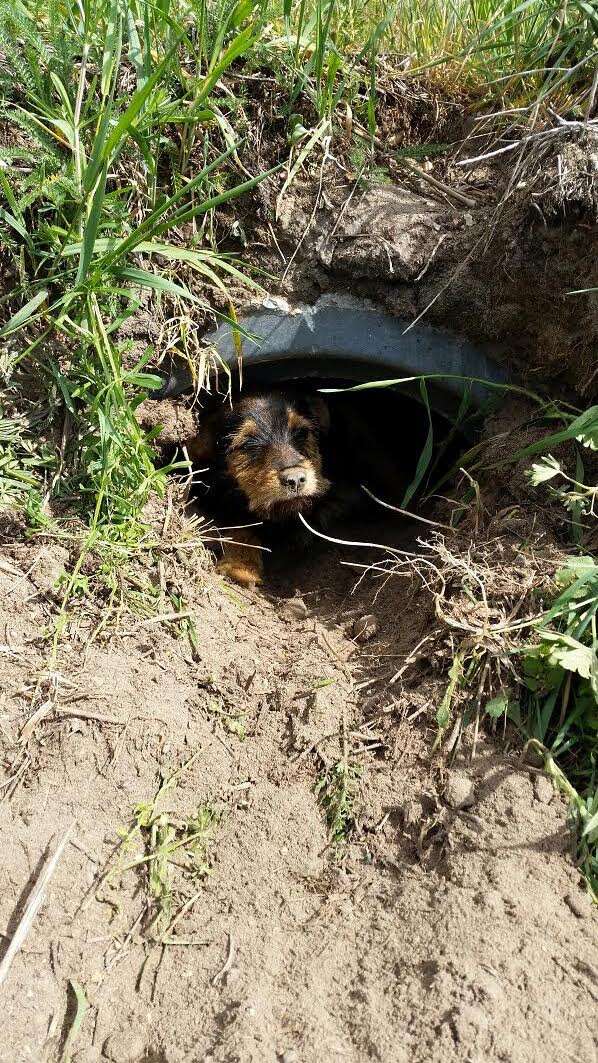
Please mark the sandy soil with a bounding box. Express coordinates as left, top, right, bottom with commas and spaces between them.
0, 517, 596, 1063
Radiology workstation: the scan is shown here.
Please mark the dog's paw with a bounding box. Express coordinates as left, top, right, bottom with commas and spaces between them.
216, 560, 263, 588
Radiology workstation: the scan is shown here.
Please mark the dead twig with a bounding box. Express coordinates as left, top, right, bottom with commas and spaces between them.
353, 123, 478, 209
361, 484, 455, 531
457, 118, 598, 167
211, 932, 235, 986
0, 822, 75, 988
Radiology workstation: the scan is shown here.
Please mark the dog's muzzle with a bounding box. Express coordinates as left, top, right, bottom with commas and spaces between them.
279, 467, 308, 494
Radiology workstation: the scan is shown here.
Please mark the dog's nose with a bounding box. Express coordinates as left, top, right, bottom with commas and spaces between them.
280, 467, 307, 492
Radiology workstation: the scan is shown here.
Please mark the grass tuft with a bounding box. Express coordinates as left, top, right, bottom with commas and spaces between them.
315, 758, 361, 844
115, 751, 219, 935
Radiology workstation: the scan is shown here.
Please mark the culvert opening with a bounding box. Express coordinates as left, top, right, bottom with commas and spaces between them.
154, 299, 509, 582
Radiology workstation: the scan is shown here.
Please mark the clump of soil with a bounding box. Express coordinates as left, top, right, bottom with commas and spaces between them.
0, 490, 595, 1062
234, 128, 598, 399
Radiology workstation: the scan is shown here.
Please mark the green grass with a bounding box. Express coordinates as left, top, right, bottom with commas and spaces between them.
447, 404, 597, 893
270, 0, 597, 117
0, 0, 595, 878
0, 0, 595, 560
315, 758, 361, 844
115, 751, 219, 936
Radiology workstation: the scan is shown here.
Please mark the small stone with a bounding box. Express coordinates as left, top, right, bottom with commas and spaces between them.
475, 970, 504, 1003
474, 889, 503, 914
102, 1032, 146, 1063
450, 1003, 489, 1043
564, 891, 592, 920
280, 1052, 299, 1063
310, 686, 332, 718
73, 1050, 102, 1063
281, 597, 308, 621
444, 772, 475, 810
533, 774, 554, 804
351, 614, 377, 642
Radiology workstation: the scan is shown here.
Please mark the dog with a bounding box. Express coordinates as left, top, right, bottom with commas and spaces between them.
188, 385, 421, 587
188, 389, 333, 586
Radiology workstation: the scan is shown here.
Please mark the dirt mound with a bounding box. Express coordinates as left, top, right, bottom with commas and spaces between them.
247, 130, 598, 399
0, 526, 595, 1063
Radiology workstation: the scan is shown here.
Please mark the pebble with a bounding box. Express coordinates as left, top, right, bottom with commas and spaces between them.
281, 597, 308, 621
474, 888, 504, 914
564, 891, 592, 920
310, 686, 332, 717
402, 799, 422, 830
351, 614, 378, 642
444, 772, 476, 810
73, 1051, 102, 1063
450, 1003, 489, 1043
533, 773, 554, 804
102, 1033, 146, 1063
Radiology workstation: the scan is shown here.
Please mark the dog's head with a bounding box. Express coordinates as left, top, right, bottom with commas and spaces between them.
189, 390, 331, 519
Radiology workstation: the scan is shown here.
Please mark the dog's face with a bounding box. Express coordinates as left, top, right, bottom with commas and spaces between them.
190, 390, 331, 519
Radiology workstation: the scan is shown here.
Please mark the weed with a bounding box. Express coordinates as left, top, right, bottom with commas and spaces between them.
0, 0, 594, 656
60, 981, 88, 1063
315, 758, 361, 844
347, 372, 596, 891
206, 697, 248, 740
436, 402, 597, 892
0, 0, 277, 658
115, 751, 219, 934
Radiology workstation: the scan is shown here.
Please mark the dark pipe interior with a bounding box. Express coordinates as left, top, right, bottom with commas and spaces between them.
156, 299, 504, 577
294, 381, 462, 510
187, 369, 470, 552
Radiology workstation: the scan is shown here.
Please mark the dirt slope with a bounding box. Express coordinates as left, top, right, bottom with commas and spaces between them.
0, 530, 596, 1063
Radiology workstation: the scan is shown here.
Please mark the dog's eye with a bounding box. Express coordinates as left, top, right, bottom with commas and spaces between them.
236, 435, 261, 454
293, 427, 309, 449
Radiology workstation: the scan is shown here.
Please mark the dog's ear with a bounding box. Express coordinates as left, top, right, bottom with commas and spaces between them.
187, 410, 221, 465
303, 394, 331, 435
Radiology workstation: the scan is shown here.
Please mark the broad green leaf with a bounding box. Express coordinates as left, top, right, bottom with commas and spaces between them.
101, 1, 122, 96
76, 160, 109, 285
542, 633, 595, 680
514, 406, 598, 460
402, 379, 433, 506
0, 207, 32, 250
60, 980, 88, 1063
435, 651, 464, 731
485, 693, 509, 718
555, 556, 597, 588
582, 807, 598, 840
50, 72, 74, 119
124, 372, 164, 390
125, 3, 146, 90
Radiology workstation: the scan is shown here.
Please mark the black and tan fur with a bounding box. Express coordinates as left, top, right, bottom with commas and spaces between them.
190, 389, 332, 586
